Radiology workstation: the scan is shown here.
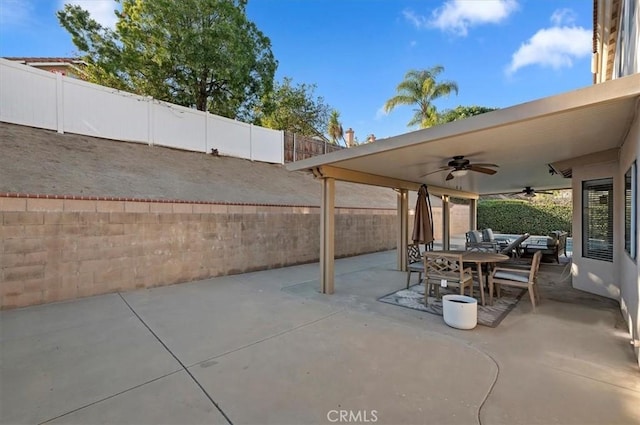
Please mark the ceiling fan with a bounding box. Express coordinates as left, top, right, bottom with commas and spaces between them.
516, 187, 553, 197
421, 155, 499, 181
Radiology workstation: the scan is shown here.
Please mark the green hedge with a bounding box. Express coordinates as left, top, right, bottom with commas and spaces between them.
478, 200, 572, 236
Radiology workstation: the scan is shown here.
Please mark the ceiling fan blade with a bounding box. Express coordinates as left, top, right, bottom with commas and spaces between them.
419, 166, 451, 177
445, 172, 454, 181
467, 165, 497, 175
469, 163, 499, 168
538, 191, 554, 194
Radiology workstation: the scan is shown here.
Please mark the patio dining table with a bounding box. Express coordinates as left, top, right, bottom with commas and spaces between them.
442, 250, 510, 306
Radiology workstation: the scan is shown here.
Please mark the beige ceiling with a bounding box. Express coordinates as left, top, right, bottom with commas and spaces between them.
288, 74, 640, 196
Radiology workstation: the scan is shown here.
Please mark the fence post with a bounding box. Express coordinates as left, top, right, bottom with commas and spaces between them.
147, 96, 154, 146
280, 130, 284, 164
250, 124, 254, 161
293, 133, 297, 162
204, 110, 208, 153
56, 73, 64, 134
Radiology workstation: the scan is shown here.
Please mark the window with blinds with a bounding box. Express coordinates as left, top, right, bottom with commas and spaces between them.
625, 162, 637, 260
582, 178, 614, 262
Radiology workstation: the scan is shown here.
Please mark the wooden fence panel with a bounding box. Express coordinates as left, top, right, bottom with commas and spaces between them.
284, 131, 344, 162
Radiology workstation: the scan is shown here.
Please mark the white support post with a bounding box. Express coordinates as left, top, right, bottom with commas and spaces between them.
397, 189, 409, 271
442, 195, 451, 251
320, 177, 335, 294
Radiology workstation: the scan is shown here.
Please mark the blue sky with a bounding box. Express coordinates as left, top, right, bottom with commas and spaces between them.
0, 0, 594, 141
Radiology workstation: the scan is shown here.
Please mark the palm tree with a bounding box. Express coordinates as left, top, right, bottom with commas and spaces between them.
327, 109, 344, 145
384, 66, 458, 129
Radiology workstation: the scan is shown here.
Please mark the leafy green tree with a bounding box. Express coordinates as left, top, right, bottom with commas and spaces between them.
438, 105, 498, 124
57, 0, 277, 120
327, 110, 344, 145
256, 77, 331, 137
384, 66, 458, 129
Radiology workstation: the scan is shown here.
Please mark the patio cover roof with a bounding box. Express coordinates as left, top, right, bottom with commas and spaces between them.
288, 74, 640, 197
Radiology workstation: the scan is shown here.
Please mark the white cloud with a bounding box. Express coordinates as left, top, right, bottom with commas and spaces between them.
422, 0, 519, 36
0, 0, 34, 28
506, 21, 591, 75
375, 105, 388, 120
402, 9, 428, 29
550, 8, 576, 26
62, 0, 119, 28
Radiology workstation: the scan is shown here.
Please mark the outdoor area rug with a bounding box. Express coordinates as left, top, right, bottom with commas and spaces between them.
378, 284, 525, 328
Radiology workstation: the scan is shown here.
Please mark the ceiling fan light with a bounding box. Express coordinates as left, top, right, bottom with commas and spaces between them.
451, 169, 468, 177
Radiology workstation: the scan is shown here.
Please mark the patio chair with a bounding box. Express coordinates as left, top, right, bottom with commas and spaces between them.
464, 241, 497, 289
466, 230, 482, 243
406, 243, 424, 289
499, 233, 530, 258
423, 252, 474, 305
482, 228, 495, 242
483, 228, 513, 251
466, 242, 498, 252
489, 250, 542, 311
466, 230, 498, 252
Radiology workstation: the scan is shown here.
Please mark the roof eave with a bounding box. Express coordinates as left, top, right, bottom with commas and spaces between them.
287, 73, 640, 174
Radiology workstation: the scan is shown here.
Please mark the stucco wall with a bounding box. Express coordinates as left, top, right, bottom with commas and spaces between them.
618, 112, 640, 367
571, 161, 619, 299
0, 197, 396, 309
571, 111, 640, 367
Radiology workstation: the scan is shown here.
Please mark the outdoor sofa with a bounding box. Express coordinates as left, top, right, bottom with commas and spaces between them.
523, 231, 568, 263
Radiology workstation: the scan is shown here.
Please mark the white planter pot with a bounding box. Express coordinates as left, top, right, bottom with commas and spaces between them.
442, 295, 478, 330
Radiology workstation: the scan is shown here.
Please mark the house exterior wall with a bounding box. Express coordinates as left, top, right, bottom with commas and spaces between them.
3, 58, 85, 78
613, 0, 639, 78
571, 112, 640, 367
594, 0, 639, 83
571, 161, 619, 299
618, 112, 640, 366
593, 0, 640, 367
32, 64, 79, 78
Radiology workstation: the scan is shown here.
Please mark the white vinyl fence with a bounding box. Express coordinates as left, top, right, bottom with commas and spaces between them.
0, 58, 284, 164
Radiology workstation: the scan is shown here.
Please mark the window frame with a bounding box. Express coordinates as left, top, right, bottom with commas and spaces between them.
614, 0, 639, 77
582, 178, 614, 262
624, 162, 637, 260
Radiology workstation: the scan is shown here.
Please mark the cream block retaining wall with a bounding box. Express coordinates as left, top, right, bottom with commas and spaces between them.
0, 196, 397, 309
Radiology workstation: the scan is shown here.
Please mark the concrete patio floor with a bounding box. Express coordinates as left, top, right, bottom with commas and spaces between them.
1, 250, 639, 425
